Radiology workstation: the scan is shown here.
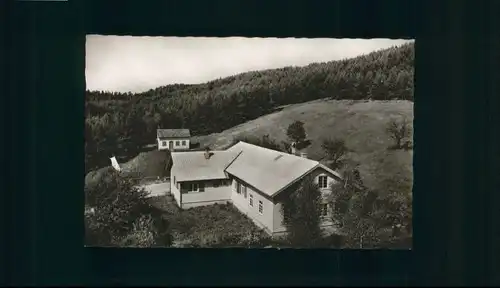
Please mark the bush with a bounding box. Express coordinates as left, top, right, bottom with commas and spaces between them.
84, 172, 171, 247
386, 117, 412, 150
286, 120, 307, 147
321, 138, 349, 170
119, 215, 157, 247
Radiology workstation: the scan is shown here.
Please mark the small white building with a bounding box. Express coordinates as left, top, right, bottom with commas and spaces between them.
170, 141, 343, 237
157, 129, 190, 151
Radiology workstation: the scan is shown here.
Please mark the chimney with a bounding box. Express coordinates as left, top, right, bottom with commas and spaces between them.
204, 147, 211, 159
290, 142, 297, 155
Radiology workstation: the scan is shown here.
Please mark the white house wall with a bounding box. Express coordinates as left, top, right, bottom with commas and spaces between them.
230, 178, 275, 234
158, 138, 190, 150
170, 170, 182, 207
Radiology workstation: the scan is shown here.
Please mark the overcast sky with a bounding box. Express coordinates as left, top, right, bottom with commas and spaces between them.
86, 36, 413, 93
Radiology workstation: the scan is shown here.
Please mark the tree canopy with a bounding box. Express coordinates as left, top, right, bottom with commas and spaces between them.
280, 175, 323, 247
84, 172, 171, 247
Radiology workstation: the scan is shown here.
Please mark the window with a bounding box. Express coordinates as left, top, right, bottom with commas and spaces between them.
249, 194, 253, 206
258, 200, 263, 214
320, 203, 328, 217
318, 175, 328, 189
182, 140, 186, 145
242, 185, 247, 198
162, 141, 167, 146
173, 176, 176, 185
184, 182, 205, 193
175, 140, 180, 146
236, 182, 241, 194
190, 183, 199, 192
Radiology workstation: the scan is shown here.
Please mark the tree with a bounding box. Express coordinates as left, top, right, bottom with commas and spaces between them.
386, 117, 412, 150
329, 178, 383, 248
329, 166, 412, 249
286, 120, 307, 147
321, 138, 349, 170
84, 172, 171, 247
280, 176, 323, 247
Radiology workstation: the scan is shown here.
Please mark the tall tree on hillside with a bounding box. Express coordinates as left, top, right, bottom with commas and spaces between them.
286, 120, 307, 147
386, 117, 412, 150
281, 176, 323, 247
321, 138, 349, 170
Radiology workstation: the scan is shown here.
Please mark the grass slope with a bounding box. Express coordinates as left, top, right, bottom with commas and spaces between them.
85, 150, 171, 188
194, 99, 414, 193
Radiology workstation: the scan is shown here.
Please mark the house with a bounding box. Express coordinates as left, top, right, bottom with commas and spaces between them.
157, 129, 191, 151
170, 141, 343, 237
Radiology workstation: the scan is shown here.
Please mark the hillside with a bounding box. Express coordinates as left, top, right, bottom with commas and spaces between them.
194, 99, 413, 193
85, 42, 414, 173
85, 150, 171, 188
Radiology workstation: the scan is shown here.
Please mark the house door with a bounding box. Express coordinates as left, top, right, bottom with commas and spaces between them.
169, 141, 174, 150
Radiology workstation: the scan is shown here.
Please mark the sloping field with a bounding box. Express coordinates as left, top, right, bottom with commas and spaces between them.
85, 150, 171, 188
193, 99, 414, 193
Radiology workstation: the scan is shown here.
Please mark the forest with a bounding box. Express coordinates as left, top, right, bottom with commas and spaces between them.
85, 42, 414, 173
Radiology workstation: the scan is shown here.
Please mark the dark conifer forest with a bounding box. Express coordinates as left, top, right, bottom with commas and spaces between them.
85, 42, 414, 173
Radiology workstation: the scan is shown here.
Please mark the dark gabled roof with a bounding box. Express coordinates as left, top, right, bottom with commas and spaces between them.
157, 129, 191, 139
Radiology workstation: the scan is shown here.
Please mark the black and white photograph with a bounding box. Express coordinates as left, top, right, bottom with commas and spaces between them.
85, 36, 414, 249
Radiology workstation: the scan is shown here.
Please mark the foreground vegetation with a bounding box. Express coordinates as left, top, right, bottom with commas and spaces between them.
85, 43, 413, 172
148, 196, 271, 248
84, 173, 171, 247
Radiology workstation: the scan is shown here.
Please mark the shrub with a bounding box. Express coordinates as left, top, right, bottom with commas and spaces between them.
286, 120, 307, 147
84, 172, 171, 247
321, 138, 349, 170
386, 117, 412, 150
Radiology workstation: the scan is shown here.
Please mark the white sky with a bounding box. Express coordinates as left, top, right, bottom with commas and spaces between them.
86, 36, 413, 93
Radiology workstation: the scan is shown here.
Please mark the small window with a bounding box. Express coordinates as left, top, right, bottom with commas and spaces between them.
173, 176, 176, 185
249, 194, 253, 206
318, 175, 328, 189
213, 180, 220, 188
175, 140, 180, 146
320, 203, 328, 217
184, 182, 203, 193
182, 140, 186, 145
236, 182, 241, 194
258, 200, 263, 214
162, 141, 167, 146
242, 185, 247, 198
190, 183, 199, 192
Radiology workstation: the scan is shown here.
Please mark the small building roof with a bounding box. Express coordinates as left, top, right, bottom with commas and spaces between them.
171, 150, 242, 182
157, 129, 191, 139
